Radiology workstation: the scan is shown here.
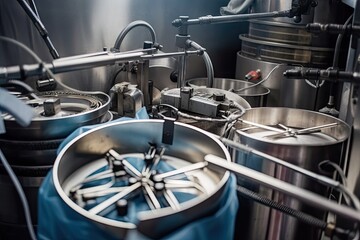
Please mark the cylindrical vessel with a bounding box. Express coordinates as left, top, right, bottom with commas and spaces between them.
235, 53, 331, 109
52, 119, 231, 239
187, 77, 270, 107
231, 107, 350, 240
0, 91, 111, 239
235, 0, 342, 110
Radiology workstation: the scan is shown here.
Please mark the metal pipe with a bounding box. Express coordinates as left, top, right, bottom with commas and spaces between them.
140, 50, 202, 60
172, 10, 291, 27
204, 154, 360, 223
0, 49, 200, 81
113, 20, 157, 50
16, 0, 59, 59
186, 40, 213, 88
217, 136, 341, 188
177, 53, 187, 88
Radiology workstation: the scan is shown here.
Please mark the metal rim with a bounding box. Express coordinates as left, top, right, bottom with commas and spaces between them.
52, 119, 231, 236
235, 107, 350, 146
3, 91, 111, 140
240, 35, 334, 52
187, 78, 270, 97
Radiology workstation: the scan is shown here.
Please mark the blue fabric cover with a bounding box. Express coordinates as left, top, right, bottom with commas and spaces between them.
37, 107, 238, 240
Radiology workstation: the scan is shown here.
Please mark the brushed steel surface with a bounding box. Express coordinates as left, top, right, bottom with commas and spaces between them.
235, 53, 330, 110
53, 119, 231, 238
231, 107, 350, 240
2, 91, 110, 140
252, 0, 338, 25
0, 0, 246, 92
187, 77, 269, 107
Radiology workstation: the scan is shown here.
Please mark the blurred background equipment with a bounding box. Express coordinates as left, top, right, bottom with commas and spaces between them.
1, 0, 360, 240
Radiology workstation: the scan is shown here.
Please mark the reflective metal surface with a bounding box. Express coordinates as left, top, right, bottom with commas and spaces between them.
231, 107, 350, 240
53, 119, 231, 239
161, 87, 251, 135
187, 77, 269, 107
0, 0, 245, 92
235, 53, 330, 110
252, 0, 338, 25
2, 91, 110, 140
239, 34, 333, 66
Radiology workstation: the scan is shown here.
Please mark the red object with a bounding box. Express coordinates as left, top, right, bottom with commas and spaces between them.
245, 69, 261, 81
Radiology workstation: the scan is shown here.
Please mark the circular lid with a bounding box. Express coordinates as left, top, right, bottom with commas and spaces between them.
234, 107, 350, 146
2, 91, 110, 140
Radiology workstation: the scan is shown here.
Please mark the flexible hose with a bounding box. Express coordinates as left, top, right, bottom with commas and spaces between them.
321, 14, 353, 113
5, 79, 40, 99
186, 40, 214, 88
0, 36, 109, 101
113, 20, 157, 50
237, 185, 359, 239
236, 185, 328, 230
202, 52, 214, 88
28, 0, 40, 18
16, 0, 59, 59
234, 64, 283, 93
0, 149, 37, 240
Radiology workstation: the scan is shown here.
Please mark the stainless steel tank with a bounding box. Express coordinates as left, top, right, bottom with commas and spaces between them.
53, 119, 231, 238
235, 53, 331, 109
187, 77, 270, 107
0, 90, 111, 239
235, 0, 341, 110
231, 107, 350, 240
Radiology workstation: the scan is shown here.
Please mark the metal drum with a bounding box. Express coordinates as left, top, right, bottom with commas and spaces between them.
52, 119, 231, 239
0, 91, 111, 239
231, 107, 350, 240
187, 77, 270, 107
235, 0, 343, 110
235, 53, 331, 109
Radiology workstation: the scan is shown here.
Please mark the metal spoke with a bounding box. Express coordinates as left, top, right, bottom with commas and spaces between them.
238, 119, 285, 133
88, 182, 141, 215
122, 160, 142, 178
153, 162, 208, 181
297, 122, 338, 134
143, 184, 161, 209
164, 189, 181, 210
164, 179, 206, 193
75, 180, 114, 196
81, 186, 130, 200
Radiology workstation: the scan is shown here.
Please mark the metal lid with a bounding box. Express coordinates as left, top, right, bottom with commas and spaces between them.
234, 107, 350, 146
2, 91, 110, 140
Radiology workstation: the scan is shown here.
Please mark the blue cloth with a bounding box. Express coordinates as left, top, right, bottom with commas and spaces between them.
38, 107, 238, 240
38, 173, 238, 240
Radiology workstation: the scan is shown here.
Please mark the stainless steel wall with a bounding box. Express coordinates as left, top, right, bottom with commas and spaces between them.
0, 0, 248, 91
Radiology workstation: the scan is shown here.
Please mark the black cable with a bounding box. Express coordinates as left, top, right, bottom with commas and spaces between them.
28, 0, 39, 18
16, 0, 60, 59
237, 185, 359, 239
0, 149, 37, 240
236, 185, 328, 230
327, 14, 353, 108
3, 79, 40, 99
